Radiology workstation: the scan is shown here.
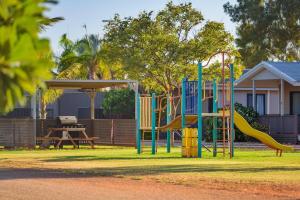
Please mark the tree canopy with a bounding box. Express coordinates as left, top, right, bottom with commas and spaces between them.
0, 0, 62, 114
57, 32, 124, 80
102, 2, 236, 94
224, 0, 300, 67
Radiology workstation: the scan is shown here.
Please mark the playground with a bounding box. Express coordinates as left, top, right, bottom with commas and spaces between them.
1, 1, 300, 199
0, 146, 300, 199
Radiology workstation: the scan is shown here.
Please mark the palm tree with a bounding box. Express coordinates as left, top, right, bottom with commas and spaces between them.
56, 31, 115, 119
57, 32, 111, 80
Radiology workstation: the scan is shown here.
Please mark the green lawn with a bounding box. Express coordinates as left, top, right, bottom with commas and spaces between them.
0, 146, 299, 186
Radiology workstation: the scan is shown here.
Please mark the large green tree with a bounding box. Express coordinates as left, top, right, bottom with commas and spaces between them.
102, 2, 236, 94
0, 0, 62, 114
224, 0, 300, 67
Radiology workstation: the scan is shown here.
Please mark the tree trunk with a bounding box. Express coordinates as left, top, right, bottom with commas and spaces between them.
40, 98, 47, 119
89, 62, 97, 80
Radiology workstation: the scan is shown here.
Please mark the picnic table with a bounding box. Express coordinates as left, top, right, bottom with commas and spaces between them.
38, 127, 98, 149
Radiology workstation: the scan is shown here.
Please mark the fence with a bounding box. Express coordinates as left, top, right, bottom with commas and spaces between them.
36, 119, 136, 146
0, 118, 136, 148
0, 119, 35, 148
259, 115, 298, 144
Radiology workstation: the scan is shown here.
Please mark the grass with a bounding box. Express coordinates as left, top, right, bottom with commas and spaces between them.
0, 146, 300, 186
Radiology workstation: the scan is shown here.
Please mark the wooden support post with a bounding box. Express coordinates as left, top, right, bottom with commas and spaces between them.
111, 119, 114, 145
197, 63, 203, 158
151, 93, 156, 154
87, 90, 96, 120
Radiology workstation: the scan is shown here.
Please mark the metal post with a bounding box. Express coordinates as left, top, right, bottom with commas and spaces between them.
136, 94, 141, 154
252, 80, 256, 111
151, 93, 156, 154
181, 78, 186, 129
280, 79, 284, 116
31, 92, 37, 148
167, 94, 171, 153
197, 63, 203, 158
230, 64, 235, 157
212, 79, 218, 157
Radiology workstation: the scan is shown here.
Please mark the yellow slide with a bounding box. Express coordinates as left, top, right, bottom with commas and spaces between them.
234, 111, 293, 152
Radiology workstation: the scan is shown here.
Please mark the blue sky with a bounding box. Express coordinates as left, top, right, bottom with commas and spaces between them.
42, 0, 237, 54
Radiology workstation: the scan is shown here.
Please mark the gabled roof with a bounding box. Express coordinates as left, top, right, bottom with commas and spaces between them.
235, 61, 300, 86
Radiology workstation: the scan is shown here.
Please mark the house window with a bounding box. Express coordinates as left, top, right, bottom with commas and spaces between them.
290, 92, 300, 115
247, 94, 266, 115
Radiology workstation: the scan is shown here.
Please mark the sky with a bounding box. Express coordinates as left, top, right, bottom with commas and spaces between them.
41, 0, 237, 55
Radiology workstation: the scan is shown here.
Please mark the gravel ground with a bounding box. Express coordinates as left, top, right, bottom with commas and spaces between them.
0, 168, 298, 200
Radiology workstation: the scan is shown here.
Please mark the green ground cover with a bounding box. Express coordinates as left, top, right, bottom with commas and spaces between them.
0, 146, 299, 185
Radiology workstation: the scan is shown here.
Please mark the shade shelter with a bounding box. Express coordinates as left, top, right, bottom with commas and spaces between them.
34, 80, 138, 120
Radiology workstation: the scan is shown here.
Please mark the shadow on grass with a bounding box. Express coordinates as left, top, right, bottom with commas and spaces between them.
1, 164, 300, 181
43, 155, 181, 162
76, 165, 300, 177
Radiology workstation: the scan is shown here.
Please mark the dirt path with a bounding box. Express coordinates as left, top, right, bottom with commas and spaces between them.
0, 168, 298, 200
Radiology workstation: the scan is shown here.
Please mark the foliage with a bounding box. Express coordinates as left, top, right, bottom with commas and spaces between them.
234, 103, 268, 141
102, 88, 135, 118
0, 0, 62, 114
224, 0, 300, 67
102, 2, 238, 94
203, 103, 268, 142
202, 61, 245, 81
57, 32, 124, 80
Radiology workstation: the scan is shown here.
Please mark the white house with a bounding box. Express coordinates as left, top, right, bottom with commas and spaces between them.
235, 61, 300, 116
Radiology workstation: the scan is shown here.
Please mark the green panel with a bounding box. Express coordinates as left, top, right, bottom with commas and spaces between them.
197, 63, 202, 158
167, 94, 171, 153
230, 64, 235, 157
136, 93, 141, 154
213, 79, 218, 157
151, 93, 156, 155
181, 78, 186, 129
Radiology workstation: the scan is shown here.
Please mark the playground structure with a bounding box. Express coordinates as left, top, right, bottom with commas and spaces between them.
136, 52, 236, 158
136, 53, 294, 158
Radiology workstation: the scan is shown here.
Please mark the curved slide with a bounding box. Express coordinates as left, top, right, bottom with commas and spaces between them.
234, 111, 294, 152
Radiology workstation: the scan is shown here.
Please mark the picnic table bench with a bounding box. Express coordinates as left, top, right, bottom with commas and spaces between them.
37, 127, 98, 149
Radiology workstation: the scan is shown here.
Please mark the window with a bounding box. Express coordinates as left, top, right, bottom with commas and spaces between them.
247, 94, 266, 115
290, 92, 300, 115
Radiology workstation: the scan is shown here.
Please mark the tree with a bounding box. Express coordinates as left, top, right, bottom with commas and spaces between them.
224, 0, 300, 67
0, 0, 62, 114
57, 31, 123, 80
102, 2, 237, 94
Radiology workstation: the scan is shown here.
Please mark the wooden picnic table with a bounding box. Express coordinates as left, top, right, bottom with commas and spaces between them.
38, 127, 98, 149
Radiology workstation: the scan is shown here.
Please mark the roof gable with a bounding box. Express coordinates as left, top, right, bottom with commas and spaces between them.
235, 61, 300, 86
252, 68, 279, 80
266, 62, 300, 82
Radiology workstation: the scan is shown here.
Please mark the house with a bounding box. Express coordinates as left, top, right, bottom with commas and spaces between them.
235, 61, 300, 116
234, 61, 300, 144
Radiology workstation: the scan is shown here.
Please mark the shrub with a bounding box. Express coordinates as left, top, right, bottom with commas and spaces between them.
234, 103, 268, 141
102, 88, 135, 118
203, 103, 268, 142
